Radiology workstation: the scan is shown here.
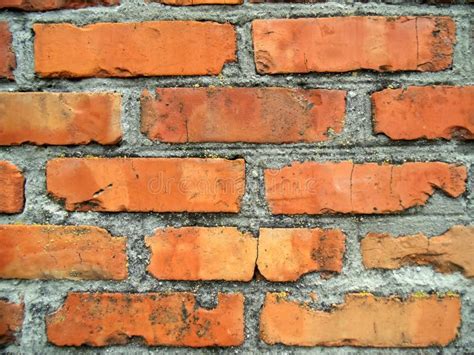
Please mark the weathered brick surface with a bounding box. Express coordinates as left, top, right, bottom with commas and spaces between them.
265, 162, 466, 214
373, 86, 474, 140
260, 293, 461, 347
0, 300, 23, 345
47, 292, 244, 347
0, 22, 15, 79
34, 22, 236, 78
0, 161, 24, 214
0, 0, 119, 11
0, 92, 122, 145
253, 17, 455, 74
0, 225, 127, 280
146, 227, 257, 281
46, 158, 245, 212
141, 87, 346, 143
362, 225, 474, 278
257, 228, 345, 281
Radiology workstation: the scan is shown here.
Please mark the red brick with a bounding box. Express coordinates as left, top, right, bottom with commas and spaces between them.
46, 158, 245, 213
253, 17, 455, 74
47, 292, 244, 347
0, 300, 23, 345
362, 225, 474, 278
0, 92, 122, 145
0, 0, 119, 10
158, 0, 242, 4
265, 162, 466, 215
146, 227, 257, 281
372, 86, 474, 140
0, 161, 24, 214
260, 293, 460, 347
34, 22, 236, 78
0, 225, 127, 280
0, 22, 15, 79
141, 87, 346, 143
257, 228, 345, 281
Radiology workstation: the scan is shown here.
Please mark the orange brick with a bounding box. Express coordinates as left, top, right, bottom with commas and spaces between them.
0, 0, 119, 10
0, 22, 15, 79
253, 17, 455, 74
46, 158, 245, 213
0, 300, 23, 345
372, 86, 474, 140
146, 227, 257, 281
0, 161, 24, 214
260, 293, 460, 347
257, 228, 345, 281
141, 87, 346, 143
265, 162, 466, 214
362, 225, 474, 278
0, 225, 127, 280
34, 21, 236, 78
47, 292, 244, 347
0, 92, 122, 145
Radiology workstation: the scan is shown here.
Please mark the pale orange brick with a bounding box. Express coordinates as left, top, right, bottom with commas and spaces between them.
47, 292, 244, 347
146, 227, 257, 281
46, 158, 245, 213
265, 162, 466, 214
0, 161, 24, 214
0, 92, 122, 145
34, 22, 236, 78
260, 293, 460, 347
362, 225, 474, 278
253, 17, 455, 74
257, 228, 345, 281
0, 225, 127, 280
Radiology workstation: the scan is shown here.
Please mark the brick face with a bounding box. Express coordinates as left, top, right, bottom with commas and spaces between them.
46, 158, 245, 212
0, 0, 119, 11
34, 22, 236, 78
141, 87, 346, 143
361, 225, 474, 278
0, 225, 127, 280
260, 293, 461, 347
0, 22, 15, 79
253, 17, 455, 74
265, 162, 467, 214
372, 86, 474, 140
47, 292, 244, 347
146, 227, 257, 281
0, 161, 24, 214
257, 228, 345, 281
0, 300, 23, 345
0, 92, 122, 145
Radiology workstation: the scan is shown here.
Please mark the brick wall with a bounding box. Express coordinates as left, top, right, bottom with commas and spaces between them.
0, 0, 473, 352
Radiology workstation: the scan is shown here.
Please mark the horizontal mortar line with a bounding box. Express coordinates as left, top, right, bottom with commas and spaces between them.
1, 210, 471, 223
5, 71, 474, 88
0, 145, 472, 158
4, 5, 472, 24
0, 275, 470, 294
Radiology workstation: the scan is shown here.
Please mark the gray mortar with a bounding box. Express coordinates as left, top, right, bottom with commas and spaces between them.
0, 0, 473, 353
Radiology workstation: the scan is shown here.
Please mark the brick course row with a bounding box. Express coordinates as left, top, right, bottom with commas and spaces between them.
0, 87, 472, 145
0, 159, 468, 214
0, 17, 464, 79
1, 225, 472, 281
0, 291, 463, 347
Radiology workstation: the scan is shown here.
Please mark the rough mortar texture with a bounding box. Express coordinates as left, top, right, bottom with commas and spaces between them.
0, 0, 473, 353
